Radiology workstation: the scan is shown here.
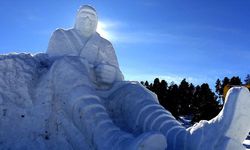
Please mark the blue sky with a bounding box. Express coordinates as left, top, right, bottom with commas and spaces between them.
0, 0, 250, 88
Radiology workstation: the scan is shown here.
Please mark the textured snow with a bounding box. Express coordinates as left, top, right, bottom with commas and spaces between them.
1, 54, 250, 150
0, 53, 166, 150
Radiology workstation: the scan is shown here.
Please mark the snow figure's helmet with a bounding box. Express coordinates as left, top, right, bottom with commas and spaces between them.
78, 5, 97, 16
74, 5, 98, 37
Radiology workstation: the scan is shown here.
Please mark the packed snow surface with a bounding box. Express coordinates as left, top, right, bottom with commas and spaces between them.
0, 53, 250, 150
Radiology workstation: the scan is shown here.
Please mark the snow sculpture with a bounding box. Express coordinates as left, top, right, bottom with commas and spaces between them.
0, 4, 250, 150
47, 5, 123, 90
45, 5, 250, 150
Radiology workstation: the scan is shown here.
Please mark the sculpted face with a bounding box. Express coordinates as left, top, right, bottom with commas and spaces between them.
74, 5, 98, 38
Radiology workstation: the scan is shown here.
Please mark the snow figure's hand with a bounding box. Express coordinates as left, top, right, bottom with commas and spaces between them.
95, 64, 116, 86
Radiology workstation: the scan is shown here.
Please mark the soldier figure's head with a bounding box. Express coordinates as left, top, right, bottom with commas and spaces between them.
74, 5, 98, 38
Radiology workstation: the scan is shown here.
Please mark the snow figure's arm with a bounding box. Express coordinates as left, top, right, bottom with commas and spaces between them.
46, 29, 74, 57
94, 40, 124, 87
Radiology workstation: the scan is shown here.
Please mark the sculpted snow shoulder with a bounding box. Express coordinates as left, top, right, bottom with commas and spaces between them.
47, 29, 119, 68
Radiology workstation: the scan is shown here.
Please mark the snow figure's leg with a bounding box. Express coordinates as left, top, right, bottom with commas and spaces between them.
109, 82, 250, 150
72, 95, 167, 150
49, 58, 167, 150
186, 86, 250, 150
108, 82, 187, 150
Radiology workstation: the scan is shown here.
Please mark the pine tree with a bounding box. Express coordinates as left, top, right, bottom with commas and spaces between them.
152, 78, 160, 92
156, 79, 168, 113
166, 83, 179, 118
160, 80, 168, 90
215, 79, 222, 95
159, 80, 168, 100
245, 74, 250, 85
192, 84, 219, 123
229, 76, 242, 85
220, 77, 230, 95
178, 79, 192, 115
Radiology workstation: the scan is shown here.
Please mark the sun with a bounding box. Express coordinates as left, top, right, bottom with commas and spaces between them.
96, 21, 112, 40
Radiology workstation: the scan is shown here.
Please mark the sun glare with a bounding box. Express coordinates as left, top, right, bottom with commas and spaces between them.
97, 21, 112, 40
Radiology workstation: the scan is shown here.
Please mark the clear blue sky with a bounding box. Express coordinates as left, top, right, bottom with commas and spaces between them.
1, 0, 250, 88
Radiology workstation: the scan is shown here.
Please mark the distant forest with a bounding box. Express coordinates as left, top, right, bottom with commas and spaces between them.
141, 74, 250, 123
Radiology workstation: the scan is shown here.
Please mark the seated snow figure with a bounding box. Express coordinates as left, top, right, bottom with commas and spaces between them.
47, 5, 250, 150
47, 5, 123, 90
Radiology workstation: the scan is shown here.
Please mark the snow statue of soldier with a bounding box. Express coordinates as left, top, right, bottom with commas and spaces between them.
47, 5, 250, 150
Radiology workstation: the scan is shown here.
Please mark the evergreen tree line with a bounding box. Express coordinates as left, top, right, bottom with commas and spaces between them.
141, 74, 250, 123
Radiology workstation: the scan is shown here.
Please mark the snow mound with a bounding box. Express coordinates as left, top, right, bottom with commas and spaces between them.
0, 53, 50, 107
0, 53, 90, 150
